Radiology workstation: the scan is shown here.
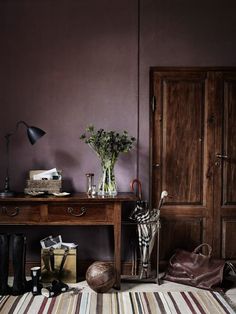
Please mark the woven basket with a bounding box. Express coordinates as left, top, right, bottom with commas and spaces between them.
24, 179, 62, 194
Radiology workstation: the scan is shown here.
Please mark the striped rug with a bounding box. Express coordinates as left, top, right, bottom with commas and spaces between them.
0, 291, 235, 314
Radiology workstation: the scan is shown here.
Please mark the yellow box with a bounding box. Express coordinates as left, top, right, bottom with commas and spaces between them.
41, 248, 78, 283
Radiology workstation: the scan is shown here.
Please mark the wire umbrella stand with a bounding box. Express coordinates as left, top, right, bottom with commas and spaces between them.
124, 179, 168, 284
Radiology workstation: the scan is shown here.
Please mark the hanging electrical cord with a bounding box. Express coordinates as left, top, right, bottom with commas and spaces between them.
136, 0, 141, 180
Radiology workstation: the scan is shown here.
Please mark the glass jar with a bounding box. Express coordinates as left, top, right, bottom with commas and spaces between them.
91, 185, 97, 197
97, 158, 117, 196
86, 173, 94, 195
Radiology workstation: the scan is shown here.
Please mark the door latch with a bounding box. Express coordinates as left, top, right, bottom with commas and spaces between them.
216, 153, 228, 159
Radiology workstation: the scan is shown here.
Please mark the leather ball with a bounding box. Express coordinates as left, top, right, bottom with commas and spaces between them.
86, 261, 116, 293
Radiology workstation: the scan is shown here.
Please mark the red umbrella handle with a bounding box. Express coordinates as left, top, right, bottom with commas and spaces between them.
130, 179, 142, 200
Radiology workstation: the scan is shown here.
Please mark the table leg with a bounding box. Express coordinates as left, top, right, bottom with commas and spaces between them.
113, 201, 121, 289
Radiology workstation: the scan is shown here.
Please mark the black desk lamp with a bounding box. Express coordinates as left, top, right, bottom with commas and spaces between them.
0, 120, 46, 197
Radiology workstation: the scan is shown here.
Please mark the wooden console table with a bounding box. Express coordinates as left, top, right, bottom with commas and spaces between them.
0, 192, 137, 289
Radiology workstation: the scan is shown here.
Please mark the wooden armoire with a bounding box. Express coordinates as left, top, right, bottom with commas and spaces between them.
150, 67, 236, 266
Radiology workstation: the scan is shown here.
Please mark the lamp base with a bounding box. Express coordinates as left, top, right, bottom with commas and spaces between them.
0, 190, 15, 197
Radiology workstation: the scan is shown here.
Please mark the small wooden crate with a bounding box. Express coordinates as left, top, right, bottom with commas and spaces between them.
24, 170, 62, 194
24, 179, 62, 194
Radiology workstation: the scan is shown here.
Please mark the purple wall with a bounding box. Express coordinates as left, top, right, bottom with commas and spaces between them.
0, 0, 138, 193
0, 0, 236, 260
1, 0, 236, 197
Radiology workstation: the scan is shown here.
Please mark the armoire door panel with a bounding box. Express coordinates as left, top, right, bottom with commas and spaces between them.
222, 77, 236, 205
151, 70, 207, 209
162, 78, 204, 204
160, 205, 204, 216
222, 219, 236, 259
159, 218, 203, 260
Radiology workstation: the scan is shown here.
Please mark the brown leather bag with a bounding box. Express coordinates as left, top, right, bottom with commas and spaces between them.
164, 243, 226, 290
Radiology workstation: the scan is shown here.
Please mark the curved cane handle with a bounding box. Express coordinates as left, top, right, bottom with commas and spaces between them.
130, 179, 142, 200
193, 243, 212, 257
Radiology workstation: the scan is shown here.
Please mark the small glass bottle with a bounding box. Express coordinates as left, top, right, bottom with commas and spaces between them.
91, 184, 97, 197
86, 173, 94, 195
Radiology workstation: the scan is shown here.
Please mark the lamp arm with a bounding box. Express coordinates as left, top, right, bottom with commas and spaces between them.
3, 134, 11, 192
1, 120, 45, 196
3, 121, 29, 192
5, 120, 29, 139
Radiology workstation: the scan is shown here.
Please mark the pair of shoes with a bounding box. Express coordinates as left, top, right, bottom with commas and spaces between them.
41, 280, 69, 298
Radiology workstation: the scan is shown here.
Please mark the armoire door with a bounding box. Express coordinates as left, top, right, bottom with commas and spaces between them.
214, 71, 236, 261
150, 67, 236, 265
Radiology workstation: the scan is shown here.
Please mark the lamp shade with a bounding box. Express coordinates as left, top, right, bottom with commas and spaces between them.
27, 126, 46, 145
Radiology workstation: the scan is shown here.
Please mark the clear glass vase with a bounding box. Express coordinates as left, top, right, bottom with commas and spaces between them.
98, 159, 117, 196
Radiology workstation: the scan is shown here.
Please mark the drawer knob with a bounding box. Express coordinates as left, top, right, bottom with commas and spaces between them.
2, 206, 20, 217
67, 206, 86, 217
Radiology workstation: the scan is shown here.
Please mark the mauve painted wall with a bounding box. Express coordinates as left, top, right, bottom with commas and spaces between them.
0, 0, 138, 194
0, 0, 236, 261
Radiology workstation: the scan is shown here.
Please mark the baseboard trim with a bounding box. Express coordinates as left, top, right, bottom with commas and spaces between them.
8, 260, 136, 277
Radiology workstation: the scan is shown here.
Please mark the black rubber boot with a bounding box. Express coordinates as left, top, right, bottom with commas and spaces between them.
11, 234, 29, 295
0, 234, 10, 295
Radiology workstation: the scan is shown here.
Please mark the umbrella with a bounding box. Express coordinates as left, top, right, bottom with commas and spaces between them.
129, 179, 146, 276
130, 179, 168, 279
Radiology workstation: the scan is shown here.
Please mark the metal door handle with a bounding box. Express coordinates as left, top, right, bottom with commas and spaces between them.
2, 206, 19, 216
216, 154, 228, 159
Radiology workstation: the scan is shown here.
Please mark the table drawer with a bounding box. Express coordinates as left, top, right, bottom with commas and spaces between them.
0, 205, 40, 223
48, 203, 114, 223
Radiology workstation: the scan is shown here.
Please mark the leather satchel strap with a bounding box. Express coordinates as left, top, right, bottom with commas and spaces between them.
59, 247, 69, 274
49, 247, 55, 271
225, 261, 236, 275
46, 247, 69, 274
193, 243, 212, 257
